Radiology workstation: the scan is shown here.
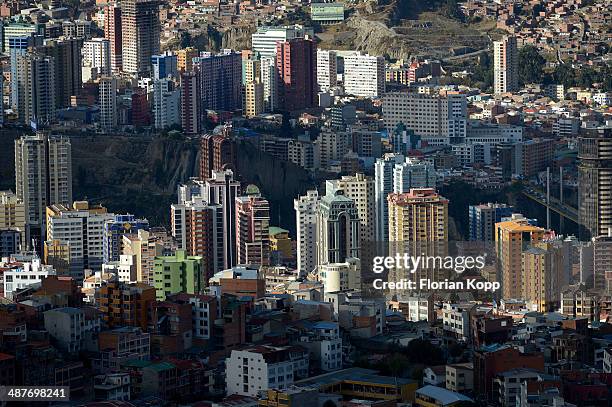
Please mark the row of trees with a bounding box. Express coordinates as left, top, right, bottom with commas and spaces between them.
463, 46, 610, 92
518, 46, 612, 91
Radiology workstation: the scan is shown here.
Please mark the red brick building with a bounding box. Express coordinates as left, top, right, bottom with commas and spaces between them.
219, 277, 265, 299
131, 89, 151, 126
276, 37, 317, 111
471, 313, 513, 348
474, 346, 545, 401
103, 3, 122, 72
149, 301, 193, 355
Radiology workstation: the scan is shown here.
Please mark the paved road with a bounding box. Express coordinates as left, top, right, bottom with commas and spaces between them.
522, 187, 579, 223
442, 47, 491, 62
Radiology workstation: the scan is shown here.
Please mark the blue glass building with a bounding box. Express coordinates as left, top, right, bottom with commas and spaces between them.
151, 53, 178, 80
469, 203, 515, 241
392, 122, 421, 155
9, 36, 31, 111
103, 214, 149, 263
0, 229, 21, 258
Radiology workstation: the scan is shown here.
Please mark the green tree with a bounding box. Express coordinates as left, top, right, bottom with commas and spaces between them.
374, 353, 410, 377
603, 65, 612, 91
518, 46, 546, 85
470, 52, 494, 91
552, 63, 611, 91
446, 0, 463, 20
76, 165, 87, 187
552, 64, 575, 87
180, 31, 192, 49
405, 339, 445, 365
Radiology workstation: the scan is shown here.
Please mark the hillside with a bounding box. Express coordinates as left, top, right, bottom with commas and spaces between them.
70, 134, 199, 225
0, 129, 320, 232
316, 0, 496, 60
164, 0, 497, 61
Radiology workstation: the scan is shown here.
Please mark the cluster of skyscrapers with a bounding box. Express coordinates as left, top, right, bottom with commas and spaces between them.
1, 6, 401, 133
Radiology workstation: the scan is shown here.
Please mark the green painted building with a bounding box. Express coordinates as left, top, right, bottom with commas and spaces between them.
311, 3, 345, 24
153, 250, 203, 300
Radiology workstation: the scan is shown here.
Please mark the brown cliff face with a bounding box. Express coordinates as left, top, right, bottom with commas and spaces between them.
1, 129, 322, 232
221, 26, 257, 51
0, 130, 200, 225
71, 135, 321, 232
345, 17, 413, 61
73, 135, 199, 194
72, 135, 199, 224
235, 139, 320, 234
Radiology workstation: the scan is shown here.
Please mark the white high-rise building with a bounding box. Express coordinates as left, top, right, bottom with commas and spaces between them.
374, 156, 436, 245
175, 170, 240, 269
46, 202, 114, 280
15, 133, 72, 243
99, 77, 117, 129
14, 135, 47, 236
494, 36, 518, 95
343, 52, 385, 97
170, 198, 225, 278
251, 25, 312, 59
382, 91, 467, 145
317, 49, 337, 92
294, 190, 319, 277
204, 170, 240, 269
393, 157, 436, 193
152, 78, 180, 129
47, 138, 73, 218
375, 153, 404, 244
82, 38, 111, 77
260, 57, 278, 112
235, 190, 270, 267
316, 126, 349, 168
